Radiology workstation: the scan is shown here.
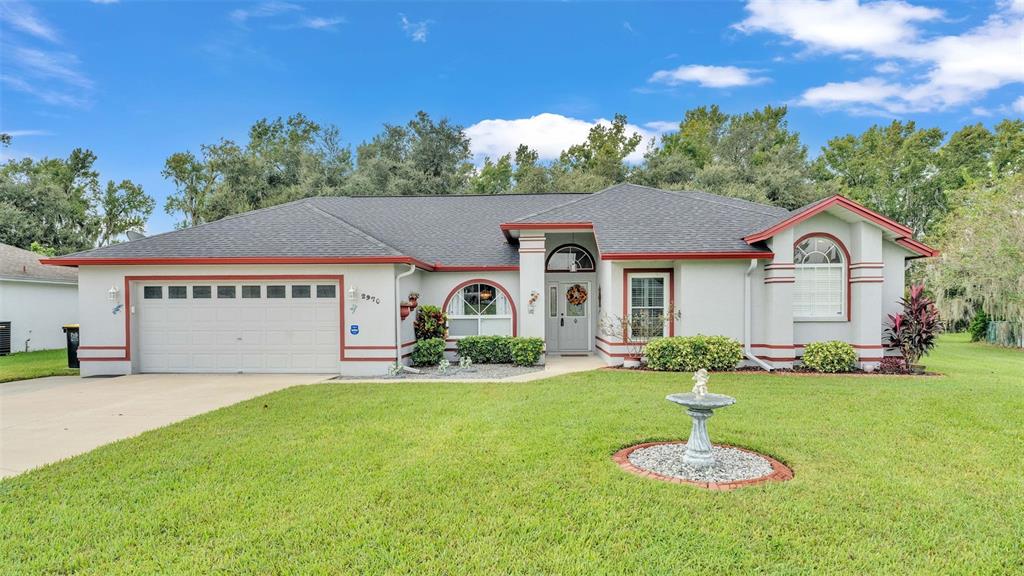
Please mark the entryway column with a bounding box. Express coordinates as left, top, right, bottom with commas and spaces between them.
762, 229, 795, 368
518, 233, 546, 341
850, 222, 885, 369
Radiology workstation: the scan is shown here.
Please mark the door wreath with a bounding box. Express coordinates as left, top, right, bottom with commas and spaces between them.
566, 284, 588, 306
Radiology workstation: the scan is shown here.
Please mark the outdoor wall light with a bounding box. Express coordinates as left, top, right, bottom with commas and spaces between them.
347, 286, 360, 313
107, 285, 120, 303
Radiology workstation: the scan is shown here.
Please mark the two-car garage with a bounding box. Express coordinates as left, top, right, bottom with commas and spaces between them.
134, 278, 341, 373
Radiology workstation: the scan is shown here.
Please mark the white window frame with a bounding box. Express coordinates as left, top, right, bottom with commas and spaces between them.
793, 236, 847, 322
446, 282, 513, 338
626, 271, 670, 341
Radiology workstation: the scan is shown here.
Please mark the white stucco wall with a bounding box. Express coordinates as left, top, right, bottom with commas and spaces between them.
0, 279, 78, 352
677, 260, 747, 341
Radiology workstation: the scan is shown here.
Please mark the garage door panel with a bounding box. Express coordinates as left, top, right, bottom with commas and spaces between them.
138, 281, 340, 373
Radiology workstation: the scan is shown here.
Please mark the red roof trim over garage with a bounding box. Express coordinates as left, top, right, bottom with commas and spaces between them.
742, 195, 936, 258
40, 256, 436, 270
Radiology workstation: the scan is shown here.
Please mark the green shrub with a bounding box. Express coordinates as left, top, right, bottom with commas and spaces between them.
645, 335, 743, 371
414, 305, 447, 341
509, 337, 544, 366
457, 336, 513, 364
802, 341, 857, 373
968, 310, 989, 342
411, 338, 445, 367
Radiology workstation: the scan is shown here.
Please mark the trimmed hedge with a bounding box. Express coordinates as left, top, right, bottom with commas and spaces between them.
645, 335, 743, 371
457, 336, 544, 366
411, 338, 445, 367
509, 338, 544, 366
802, 340, 857, 373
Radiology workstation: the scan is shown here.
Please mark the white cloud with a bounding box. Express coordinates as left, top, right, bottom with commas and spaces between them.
0, 129, 51, 137
736, 0, 942, 57
648, 64, 768, 88
90, 0, 120, 4
400, 14, 431, 42
465, 113, 672, 165
7, 46, 93, 89
971, 107, 993, 117
301, 16, 345, 30
230, 1, 301, 25
643, 120, 680, 133
1013, 96, 1024, 114
739, 0, 1024, 114
1, 0, 60, 43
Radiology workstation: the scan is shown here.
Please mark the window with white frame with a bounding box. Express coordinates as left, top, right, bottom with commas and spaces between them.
446, 282, 513, 337
793, 236, 846, 319
628, 272, 669, 339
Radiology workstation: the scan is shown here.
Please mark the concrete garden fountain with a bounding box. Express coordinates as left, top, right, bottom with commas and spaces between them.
613, 369, 793, 489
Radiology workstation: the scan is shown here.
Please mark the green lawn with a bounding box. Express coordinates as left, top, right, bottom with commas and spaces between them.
0, 348, 78, 383
1, 334, 1022, 574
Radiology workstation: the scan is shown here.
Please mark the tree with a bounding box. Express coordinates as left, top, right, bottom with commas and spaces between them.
511, 145, 551, 194
557, 113, 643, 187
0, 133, 10, 147
991, 119, 1024, 178
469, 154, 513, 195
346, 111, 473, 196
162, 151, 215, 229
96, 180, 154, 246
938, 123, 994, 192
814, 121, 946, 238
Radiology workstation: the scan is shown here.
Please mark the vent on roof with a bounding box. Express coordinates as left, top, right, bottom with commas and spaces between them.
126, 231, 146, 241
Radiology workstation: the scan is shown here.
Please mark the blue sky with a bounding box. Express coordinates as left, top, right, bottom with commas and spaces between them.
2, 0, 1022, 234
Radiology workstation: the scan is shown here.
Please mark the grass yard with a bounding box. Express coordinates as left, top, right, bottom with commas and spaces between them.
1, 334, 1022, 574
0, 348, 78, 383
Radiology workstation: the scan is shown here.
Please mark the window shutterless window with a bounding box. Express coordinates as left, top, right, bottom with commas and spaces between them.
316, 285, 336, 298
143, 286, 162, 299
267, 285, 286, 299
291, 285, 311, 298
242, 285, 261, 299
627, 273, 668, 339
217, 286, 236, 299
192, 286, 211, 299
168, 286, 187, 299
793, 236, 846, 320
445, 282, 513, 337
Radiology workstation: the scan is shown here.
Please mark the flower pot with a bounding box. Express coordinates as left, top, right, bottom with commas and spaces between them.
400, 303, 413, 320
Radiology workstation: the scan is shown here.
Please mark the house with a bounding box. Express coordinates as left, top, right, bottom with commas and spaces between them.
1, 243, 78, 353
41, 184, 936, 376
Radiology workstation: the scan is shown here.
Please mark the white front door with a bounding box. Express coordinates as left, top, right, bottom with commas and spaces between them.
546, 281, 590, 353
135, 281, 340, 373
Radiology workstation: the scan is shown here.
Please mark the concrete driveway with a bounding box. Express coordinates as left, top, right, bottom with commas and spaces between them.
0, 373, 330, 479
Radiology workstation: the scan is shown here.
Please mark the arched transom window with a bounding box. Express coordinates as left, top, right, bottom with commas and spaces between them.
545, 244, 595, 272
446, 282, 514, 337
793, 236, 846, 319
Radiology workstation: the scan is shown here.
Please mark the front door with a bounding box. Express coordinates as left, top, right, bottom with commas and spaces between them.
547, 281, 590, 352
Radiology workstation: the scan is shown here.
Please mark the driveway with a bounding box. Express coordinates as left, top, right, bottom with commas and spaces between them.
0, 373, 330, 479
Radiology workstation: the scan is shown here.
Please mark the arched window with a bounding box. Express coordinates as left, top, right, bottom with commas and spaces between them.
793, 235, 847, 319
545, 244, 595, 272
445, 281, 514, 337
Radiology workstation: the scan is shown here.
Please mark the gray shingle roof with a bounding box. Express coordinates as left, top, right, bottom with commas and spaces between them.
48, 185, 793, 266
510, 184, 787, 255
1, 243, 78, 283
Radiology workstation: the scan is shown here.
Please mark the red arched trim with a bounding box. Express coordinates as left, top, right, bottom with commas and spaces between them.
793, 232, 851, 322
442, 278, 518, 337
545, 243, 597, 272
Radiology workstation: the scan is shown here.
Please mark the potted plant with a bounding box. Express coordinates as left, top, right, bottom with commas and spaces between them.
408, 292, 420, 308
884, 284, 940, 374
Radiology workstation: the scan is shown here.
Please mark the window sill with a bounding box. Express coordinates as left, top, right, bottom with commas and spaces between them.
794, 317, 848, 323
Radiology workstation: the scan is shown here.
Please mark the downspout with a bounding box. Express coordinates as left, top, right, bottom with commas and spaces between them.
395, 263, 419, 372
744, 258, 773, 371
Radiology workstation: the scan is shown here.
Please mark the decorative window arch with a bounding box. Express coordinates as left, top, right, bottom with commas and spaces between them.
545, 244, 595, 272
443, 279, 517, 338
793, 234, 849, 320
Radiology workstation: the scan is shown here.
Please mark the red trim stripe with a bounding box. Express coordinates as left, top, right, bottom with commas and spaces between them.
603, 251, 772, 261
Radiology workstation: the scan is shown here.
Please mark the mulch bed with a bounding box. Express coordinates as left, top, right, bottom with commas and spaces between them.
613, 441, 794, 491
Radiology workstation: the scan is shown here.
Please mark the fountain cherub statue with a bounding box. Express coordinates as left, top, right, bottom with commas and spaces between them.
691, 369, 709, 396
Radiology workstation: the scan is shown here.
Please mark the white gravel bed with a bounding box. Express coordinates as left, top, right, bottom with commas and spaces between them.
336, 363, 543, 380
628, 443, 774, 483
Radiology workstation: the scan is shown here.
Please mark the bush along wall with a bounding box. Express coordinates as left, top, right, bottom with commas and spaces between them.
411, 337, 445, 367
801, 341, 857, 373
456, 336, 544, 366
644, 335, 743, 371
414, 305, 447, 341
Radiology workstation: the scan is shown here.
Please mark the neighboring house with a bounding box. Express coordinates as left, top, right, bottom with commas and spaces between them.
1, 243, 79, 353
42, 184, 936, 376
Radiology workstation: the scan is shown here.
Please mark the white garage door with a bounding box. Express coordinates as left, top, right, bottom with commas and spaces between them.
136, 281, 340, 373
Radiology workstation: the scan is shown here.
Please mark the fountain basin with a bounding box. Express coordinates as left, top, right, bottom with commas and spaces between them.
666, 392, 736, 411
666, 392, 735, 468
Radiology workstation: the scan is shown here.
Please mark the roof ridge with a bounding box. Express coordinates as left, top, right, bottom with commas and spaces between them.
303, 199, 405, 256
52, 196, 318, 259
506, 183, 630, 223
656, 188, 788, 219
